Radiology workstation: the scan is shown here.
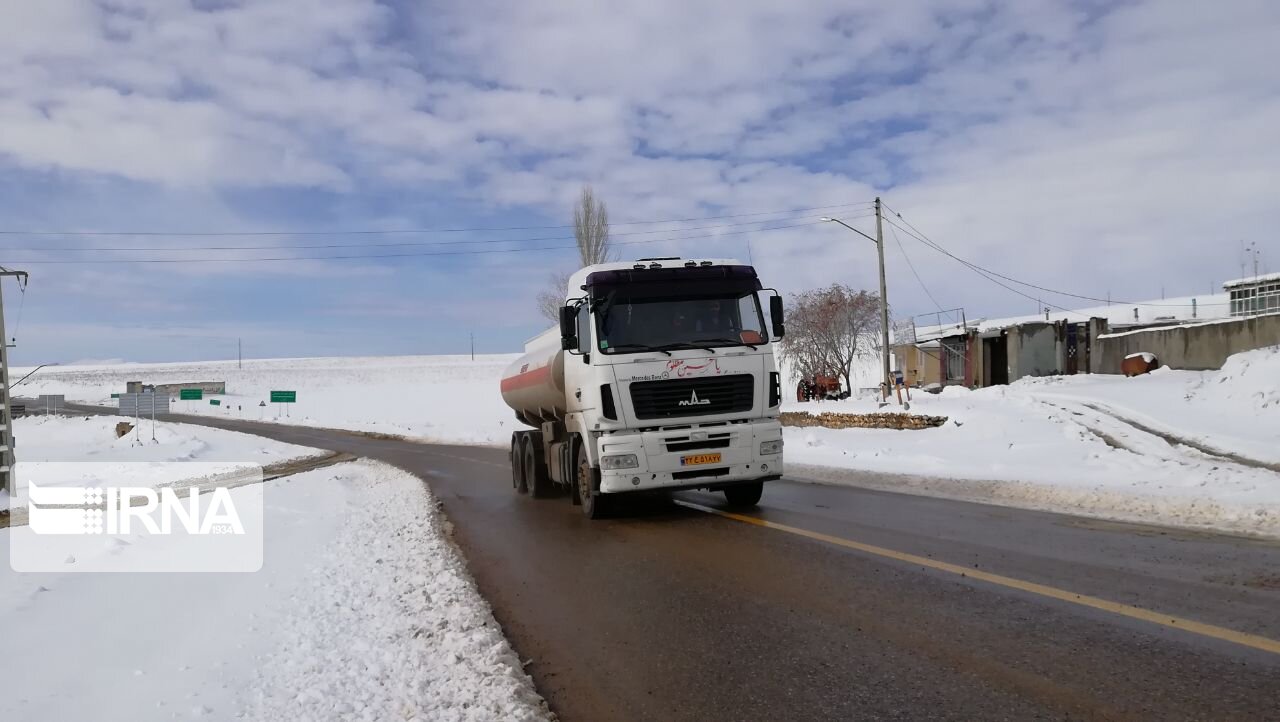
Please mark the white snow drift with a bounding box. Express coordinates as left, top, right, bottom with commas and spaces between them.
1, 414, 317, 511
0, 460, 550, 721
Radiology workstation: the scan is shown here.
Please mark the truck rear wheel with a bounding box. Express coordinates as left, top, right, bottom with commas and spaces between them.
524, 436, 552, 499
573, 437, 609, 519
723, 481, 763, 508
511, 434, 527, 494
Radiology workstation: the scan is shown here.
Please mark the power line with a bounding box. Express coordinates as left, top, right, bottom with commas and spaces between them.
879, 201, 1229, 309
0, 201, 875, 238
885, 221, 946, 314
872, 207, 1077, 315
0, 212, 874, 254
10, 220, 823, 265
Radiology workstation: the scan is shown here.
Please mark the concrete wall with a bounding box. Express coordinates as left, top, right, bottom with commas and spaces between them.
1009, 323, 1059, 379
1097, 314, 1280, 372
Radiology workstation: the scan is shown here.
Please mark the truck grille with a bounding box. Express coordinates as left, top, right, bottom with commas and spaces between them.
629, 375, 755, 420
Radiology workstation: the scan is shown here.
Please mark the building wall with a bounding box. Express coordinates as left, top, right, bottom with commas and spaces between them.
893, 345, 941, 387
1007, 323, 1059, 379
1097, 314, 1280, 372
966, 332, 983, 387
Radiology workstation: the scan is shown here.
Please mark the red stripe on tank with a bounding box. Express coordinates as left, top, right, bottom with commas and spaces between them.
500, 364, 552, 393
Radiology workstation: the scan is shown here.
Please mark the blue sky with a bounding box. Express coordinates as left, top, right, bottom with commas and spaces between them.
1, 0, 1277, 364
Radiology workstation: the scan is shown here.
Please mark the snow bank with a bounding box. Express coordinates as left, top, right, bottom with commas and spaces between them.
788, 463, 1280, 538
1018, 344, 1280, 465
783, 346, 1280, 536
2, 414, 317, 510
1194, 344, 1280, 412
246, 461, 548, 721
0, 461, 551, 721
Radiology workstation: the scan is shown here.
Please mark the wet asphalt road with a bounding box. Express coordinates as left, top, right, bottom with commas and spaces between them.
61, 407, 1280, 720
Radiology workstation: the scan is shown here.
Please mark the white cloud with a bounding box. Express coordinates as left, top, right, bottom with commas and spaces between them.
1, 0, 1278, 361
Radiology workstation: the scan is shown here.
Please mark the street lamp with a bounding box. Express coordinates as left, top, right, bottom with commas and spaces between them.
822, 198, 893, 404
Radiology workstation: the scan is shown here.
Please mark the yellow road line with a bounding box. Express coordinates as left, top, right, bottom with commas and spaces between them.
675, 500, 1280, 656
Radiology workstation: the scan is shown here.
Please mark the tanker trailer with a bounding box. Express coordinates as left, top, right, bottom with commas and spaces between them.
501, 257, 786, 518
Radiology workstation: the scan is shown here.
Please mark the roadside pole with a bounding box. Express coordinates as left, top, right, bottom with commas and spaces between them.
874, 197, 892, 404
0, 268, 29, 497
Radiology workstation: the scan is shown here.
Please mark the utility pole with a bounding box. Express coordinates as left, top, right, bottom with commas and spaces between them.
1, 268, 29, 497
820, 204, 895, 404
873, 198, 891, 403
470, 332, 475, 361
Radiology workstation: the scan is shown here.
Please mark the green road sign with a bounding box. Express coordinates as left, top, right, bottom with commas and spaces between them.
180, 389, 203, 400
210, 399, 221, 406
110, 393, 121, 399
270, 390, 296, 403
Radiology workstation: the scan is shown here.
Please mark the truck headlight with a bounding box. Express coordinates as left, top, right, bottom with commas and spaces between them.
601, 453, 639, 470
759, 440, 783, 456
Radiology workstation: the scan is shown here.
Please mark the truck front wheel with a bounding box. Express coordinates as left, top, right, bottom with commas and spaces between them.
573, 437, 609, 519
723, 481, 764, 508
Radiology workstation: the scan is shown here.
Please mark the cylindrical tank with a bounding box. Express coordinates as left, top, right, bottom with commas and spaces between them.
500, 327, 567, 426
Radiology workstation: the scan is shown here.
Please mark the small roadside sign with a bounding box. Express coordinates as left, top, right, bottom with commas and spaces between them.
210, 399, 221, 406
270, 390, 296, 403
180, 389, 203, 401
110, 393, 121, 399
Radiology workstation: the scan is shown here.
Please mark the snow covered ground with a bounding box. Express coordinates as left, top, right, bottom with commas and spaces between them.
787, 346, 1280, 536
0, 460, 550, 721
1, 414, 317, 511
15, 355, 517, 446
14, 347, 1280, 536
3, 361, 551, 719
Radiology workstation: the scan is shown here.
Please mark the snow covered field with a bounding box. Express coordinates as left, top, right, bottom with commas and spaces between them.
788, 346, 1280, 536
14, 347, 1280, 536
0, 460, 550, 721
1, 414, 317, 511
15, 355, 517, 446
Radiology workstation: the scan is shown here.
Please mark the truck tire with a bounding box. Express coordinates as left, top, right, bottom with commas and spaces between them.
723, 481, 763, 507
511, 434, 527, 494
573, 437, 609, 519
524, 436, 552, 499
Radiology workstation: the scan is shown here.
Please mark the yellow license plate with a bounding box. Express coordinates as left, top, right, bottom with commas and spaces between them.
680, 453, 722, 466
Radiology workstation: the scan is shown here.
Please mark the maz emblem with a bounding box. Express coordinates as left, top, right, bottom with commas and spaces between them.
678, 391, 711, 407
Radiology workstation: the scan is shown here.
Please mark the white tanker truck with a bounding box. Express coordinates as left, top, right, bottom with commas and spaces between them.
500, 257, 786, 518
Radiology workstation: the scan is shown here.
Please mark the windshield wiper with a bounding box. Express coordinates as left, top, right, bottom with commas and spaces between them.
606, 343, 673, 356
690, 337, 758, 350
657, 341, 718, 354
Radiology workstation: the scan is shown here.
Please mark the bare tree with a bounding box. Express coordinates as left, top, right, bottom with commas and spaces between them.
537, 270, 571, 323
537, 186, 613, 323
573, 185, 611, 266
778, 284, 882, 393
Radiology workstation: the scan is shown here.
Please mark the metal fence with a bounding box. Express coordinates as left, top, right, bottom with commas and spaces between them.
118, 392, 170, 417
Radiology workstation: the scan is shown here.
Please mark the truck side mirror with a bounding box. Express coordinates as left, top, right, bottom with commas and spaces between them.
559, 306, 579, 351
769, 295, 786, 339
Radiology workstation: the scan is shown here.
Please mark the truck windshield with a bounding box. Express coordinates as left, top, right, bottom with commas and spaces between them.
594, 292, 768, 354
